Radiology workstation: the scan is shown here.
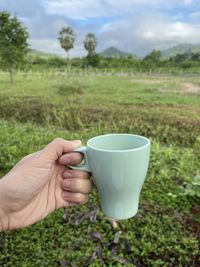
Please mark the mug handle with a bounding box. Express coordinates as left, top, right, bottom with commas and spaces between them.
68, 146, 91, 172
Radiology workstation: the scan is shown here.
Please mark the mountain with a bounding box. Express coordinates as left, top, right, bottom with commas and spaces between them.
101, 46, 136, 58
161, 44, 200, 59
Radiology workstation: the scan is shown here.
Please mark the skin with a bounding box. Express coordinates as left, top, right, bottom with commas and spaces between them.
0, 138, 93, 232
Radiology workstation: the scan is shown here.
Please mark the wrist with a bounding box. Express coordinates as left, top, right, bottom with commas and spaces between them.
0, 179, 9, 232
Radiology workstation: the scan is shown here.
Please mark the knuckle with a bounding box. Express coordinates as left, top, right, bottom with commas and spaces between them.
53, 137, 64, 144
64, 179, 71, 189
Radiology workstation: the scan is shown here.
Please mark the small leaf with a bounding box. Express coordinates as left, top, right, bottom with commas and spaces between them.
74, 213, 86, 225
111, 220, 120, 229
89, 246, 104, 266
123, 239, 132, 253
89, 251, 97, 264
113, 231, 122, 244
63, 208, 69, 221
90, 231, 103, 242
96, 246, 104, 266
112, 256, 133, 265
87, 208, 100, 222
59, 260, 67, 267
110, 243, 118, 254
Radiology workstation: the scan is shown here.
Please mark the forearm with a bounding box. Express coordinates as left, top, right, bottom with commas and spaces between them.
0, 178, 9, 232
0, 210, 8, 232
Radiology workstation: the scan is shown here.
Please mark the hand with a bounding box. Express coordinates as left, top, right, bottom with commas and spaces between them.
0, 138, 93, 231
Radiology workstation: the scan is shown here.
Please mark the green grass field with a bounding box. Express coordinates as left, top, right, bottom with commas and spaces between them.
0, 72, 200, 266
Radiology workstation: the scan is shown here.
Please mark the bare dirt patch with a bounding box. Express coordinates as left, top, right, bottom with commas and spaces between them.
181, 83, 200, 94
160, 82, 200, 95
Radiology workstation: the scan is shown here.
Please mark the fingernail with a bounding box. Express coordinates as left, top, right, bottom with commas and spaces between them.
63, 171, 73, 178
64, 179, 71, 188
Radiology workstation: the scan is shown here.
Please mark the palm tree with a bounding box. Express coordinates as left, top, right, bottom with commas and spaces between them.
58, 27, 75, 69
84, 33, 97, 55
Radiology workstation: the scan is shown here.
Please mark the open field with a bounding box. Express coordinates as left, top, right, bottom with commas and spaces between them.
0, 72, 200, 266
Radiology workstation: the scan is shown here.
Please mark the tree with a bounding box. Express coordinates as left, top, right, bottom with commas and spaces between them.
143, 50, 162, 63
172, 53, 189, 64
84, 33, 98, 68
191, 52, 200, 61
0, 11, 29, 83
84, 33, 97, 55
85, 53, 100, 68
58, 27, 75, 69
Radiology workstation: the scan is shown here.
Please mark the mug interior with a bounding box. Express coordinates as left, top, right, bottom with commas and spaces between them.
88, 134, 149, 151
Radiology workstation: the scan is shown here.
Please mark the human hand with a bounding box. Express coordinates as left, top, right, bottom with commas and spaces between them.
0, 138, 93, 231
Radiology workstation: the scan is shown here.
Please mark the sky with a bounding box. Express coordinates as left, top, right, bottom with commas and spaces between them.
0, 0, 200, 57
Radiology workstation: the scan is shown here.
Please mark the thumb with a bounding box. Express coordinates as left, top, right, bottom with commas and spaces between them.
43, 138, 81, 160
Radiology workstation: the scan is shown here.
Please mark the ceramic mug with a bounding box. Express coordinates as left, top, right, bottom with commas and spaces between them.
70, 134, 151, 220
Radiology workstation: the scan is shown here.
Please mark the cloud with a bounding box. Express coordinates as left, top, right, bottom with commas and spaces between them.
44, 0, 197, 20
190, 11, 200, 21
30, 38, 86, 57
184, 0, 193, 5
44, 0, 114, 20
98, 11, 200, 56
1, 0, 200, 57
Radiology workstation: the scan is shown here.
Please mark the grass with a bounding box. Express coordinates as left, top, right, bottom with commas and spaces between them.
0, 71, 200, 266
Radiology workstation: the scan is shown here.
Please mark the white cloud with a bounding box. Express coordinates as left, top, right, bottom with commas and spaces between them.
98, 12, 200, 56
45, 0, 115, 19
144, 31, 155, 39
29, 38, 86, 57
1, 0, 200, 57
30, 39, 60, 53
184, 0, 193, 5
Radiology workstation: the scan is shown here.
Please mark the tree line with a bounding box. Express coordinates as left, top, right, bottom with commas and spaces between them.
28, 50, 200, 71
0, 11, 98, 83
0, 11, 200, 83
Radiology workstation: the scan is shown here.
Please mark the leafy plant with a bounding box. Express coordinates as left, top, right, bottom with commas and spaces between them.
0, 11, 29, 83
181, 175, 200, 197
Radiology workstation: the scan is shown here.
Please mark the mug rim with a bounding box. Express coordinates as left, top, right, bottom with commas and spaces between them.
87, 133, 150, 152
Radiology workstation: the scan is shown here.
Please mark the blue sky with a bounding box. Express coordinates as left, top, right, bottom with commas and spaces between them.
0, 0, 200, 57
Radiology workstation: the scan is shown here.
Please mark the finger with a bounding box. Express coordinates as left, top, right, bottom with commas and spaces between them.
62, 178, 93, 194
62, 169, 90, 179
62, 191, 89, 205
58, 152, 83, 166
43, 138, 81, 160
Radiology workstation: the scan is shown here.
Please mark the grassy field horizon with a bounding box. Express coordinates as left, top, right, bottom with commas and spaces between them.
0, 71, 199, 266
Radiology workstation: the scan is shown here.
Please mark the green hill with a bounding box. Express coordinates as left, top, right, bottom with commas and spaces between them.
28, 49, 58, 58
28, 47, 138, 59
101, 46, 136, 58
161, 44, 200, 58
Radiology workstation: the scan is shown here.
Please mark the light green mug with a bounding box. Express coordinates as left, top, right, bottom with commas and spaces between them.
71, 134, 151, 220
